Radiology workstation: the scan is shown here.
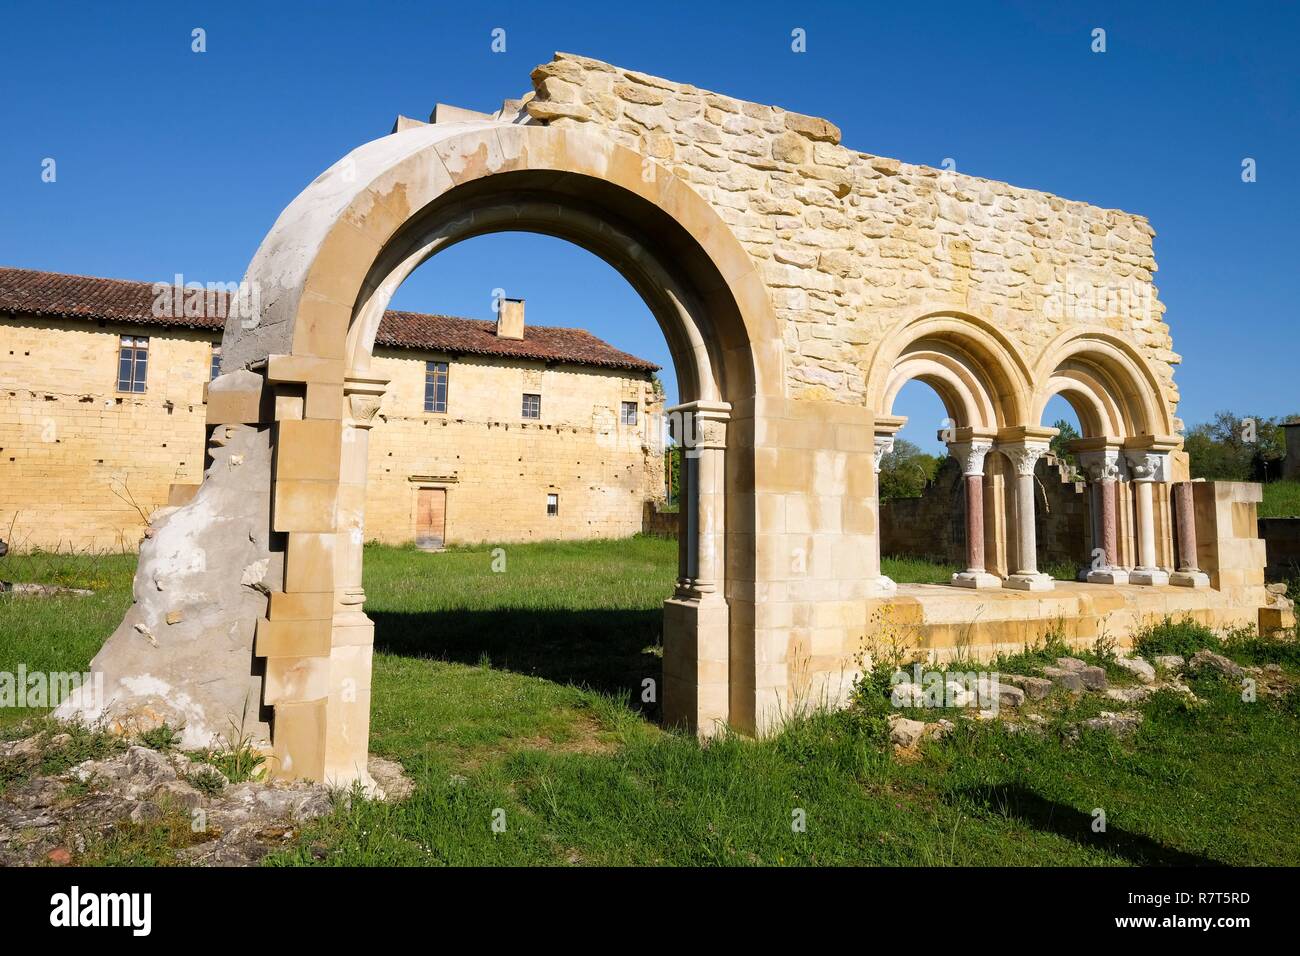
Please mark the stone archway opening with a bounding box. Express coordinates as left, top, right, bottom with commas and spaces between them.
71, 121, 783, 788
340, 225, 701, 724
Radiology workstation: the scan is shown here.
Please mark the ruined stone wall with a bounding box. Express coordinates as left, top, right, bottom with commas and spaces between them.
0, 316, 212, 552
880, 453, 1092, 570
363, 348, 665, 544
526, 53, 1179, 422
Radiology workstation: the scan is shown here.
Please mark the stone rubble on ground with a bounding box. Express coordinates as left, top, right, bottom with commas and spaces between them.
1115, 656, 1157, 684
0, 732, 413, 867
875, 647, 1278, 752
1189, 648, 1245, 679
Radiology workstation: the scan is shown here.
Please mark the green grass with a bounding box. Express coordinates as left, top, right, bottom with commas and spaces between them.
5, 539, 1300, 866
0, 550, 137, 733
881, 554, 960, 584
1260, 480, 1300, 518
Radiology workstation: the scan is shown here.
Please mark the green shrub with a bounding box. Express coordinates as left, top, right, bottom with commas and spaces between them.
1132, 617, 1222, 659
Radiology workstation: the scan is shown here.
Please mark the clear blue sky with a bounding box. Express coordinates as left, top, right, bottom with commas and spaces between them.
2, 1, 1295, 453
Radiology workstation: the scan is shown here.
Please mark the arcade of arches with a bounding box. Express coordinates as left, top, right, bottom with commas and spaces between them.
62, 54, 1282, 788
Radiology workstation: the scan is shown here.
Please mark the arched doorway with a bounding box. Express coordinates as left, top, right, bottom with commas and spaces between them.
216, 122, 782, 785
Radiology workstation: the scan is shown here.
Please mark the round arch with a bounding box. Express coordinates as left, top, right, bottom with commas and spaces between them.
864, 311, 1034, 428
1030, 328, 1175, 438
218, 121, 784, 785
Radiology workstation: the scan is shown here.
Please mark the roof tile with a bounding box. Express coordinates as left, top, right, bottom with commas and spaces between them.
0, 267, 660, 373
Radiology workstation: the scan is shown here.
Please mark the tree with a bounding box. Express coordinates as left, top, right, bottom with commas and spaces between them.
1049, 418, 1080, 469
1185, 410, 1294, 481
878, 438, 942, 499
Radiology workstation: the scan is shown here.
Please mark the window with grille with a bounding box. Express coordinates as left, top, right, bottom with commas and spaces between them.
210, 347, 222, 381
621, 401, 638, 425
522, 393, 541, 419
424, 361, 448, 413
117, 335, 149, 393
546, 493, 559, 516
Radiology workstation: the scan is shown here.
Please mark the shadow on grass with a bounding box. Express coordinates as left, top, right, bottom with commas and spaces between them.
371, 607, 664, 715
954, 783, 1220, 866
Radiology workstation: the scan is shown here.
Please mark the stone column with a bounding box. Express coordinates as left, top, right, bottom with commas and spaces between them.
663, 401, 731, 735
323, 374, 388, 788
1125, 449, 1171, 585
948, 439, 999, 588
1078, 448, 1128, 584
866, 433, 898, 596
1170, 480, 1210, 587
1000, 440, 1054, 591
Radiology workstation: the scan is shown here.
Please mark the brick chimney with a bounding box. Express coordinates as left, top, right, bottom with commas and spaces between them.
497, 297, 525, 340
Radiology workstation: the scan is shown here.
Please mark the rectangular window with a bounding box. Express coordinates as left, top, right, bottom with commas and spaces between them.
621, 401, 638, 425
210, 347, 222, 382
117, 335, 149, 393
522, 392, 541, 420
546, 493, 559, 516
424, 361, 448, 413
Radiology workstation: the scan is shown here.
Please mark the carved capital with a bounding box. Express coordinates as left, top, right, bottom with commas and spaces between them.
343, 376, 389, 430
1077, 448, 1122, 483
1124, 449, 1168, 483
873, 435, 895, 473
948, 439, 994, 477
999, 440, 1050, 477
666, 400, 730, 456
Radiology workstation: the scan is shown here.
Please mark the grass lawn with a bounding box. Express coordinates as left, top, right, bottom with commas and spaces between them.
1260, 479, 1300, 518
4, 537, 1300, 866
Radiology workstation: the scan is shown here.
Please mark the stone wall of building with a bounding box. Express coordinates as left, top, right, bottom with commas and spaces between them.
0, 316, 664, 551
0, 316, 213, 552
525, 53, 1179, 425
880, 453, 1091, 571
363, 347, 664, 545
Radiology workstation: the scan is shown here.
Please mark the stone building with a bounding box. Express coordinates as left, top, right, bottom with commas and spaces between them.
58, 55, 1288, 787
0, 267, 665, 552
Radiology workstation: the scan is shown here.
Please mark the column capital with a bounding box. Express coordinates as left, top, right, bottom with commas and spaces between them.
343, 375, 389, 430
667, 400, 731, 452
1076, 446, 1123, 482
872, 434, 895, 473
948, 438, 995, 476
1123, 448, 1169, 483
998, 439, 1051, 477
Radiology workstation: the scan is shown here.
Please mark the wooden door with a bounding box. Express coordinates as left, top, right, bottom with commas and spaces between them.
416, 488, 446, 550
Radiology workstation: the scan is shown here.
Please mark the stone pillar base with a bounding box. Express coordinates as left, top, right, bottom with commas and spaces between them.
1170, 570, 1210, 588
1005, 572, 1055, 591
952, 571, 1002, 589
1130, 568, 1171, 586
662, 595, 729, 737
1087, 568, 1130, 585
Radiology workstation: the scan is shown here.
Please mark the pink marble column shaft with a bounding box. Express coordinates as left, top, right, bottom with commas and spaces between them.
964, 473, 985, 573
1174, 480, 1199, 572
1099, 477, 1119, 568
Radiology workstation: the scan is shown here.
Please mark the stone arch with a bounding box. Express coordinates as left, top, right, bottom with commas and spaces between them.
1030, 328, 1175, 439
865, 311, 1034, 429
73, 121, 783, 787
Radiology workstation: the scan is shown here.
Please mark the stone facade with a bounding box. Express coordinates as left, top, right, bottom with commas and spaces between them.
0, 279, 665, 552
60, 54, 1277, 787
0, 316, 212, 552
526, 54, 1179, 424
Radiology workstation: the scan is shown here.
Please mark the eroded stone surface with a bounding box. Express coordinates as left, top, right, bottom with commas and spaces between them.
53, 418, 277, 751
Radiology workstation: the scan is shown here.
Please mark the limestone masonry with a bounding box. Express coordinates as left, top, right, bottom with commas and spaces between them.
47, 54, 1285, 788
0, 267, 665, 552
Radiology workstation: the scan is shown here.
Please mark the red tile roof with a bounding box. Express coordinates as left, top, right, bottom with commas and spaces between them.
0, 266, 660, 373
